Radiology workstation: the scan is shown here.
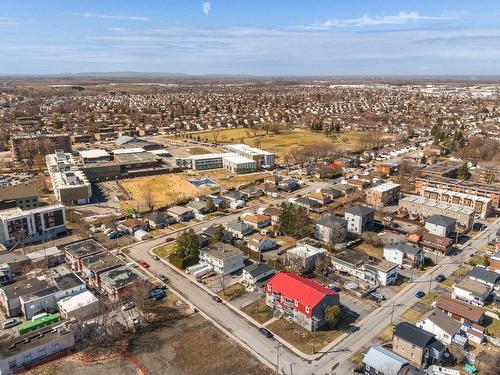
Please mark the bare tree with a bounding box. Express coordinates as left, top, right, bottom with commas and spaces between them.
141, 185, 156, 212
285, 254, 305, 275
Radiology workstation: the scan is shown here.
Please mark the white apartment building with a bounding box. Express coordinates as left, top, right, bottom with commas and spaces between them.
199, 242, 245, 275
225, 144, 276, 168
46, 151, 92, 205
0, 204, 66, 246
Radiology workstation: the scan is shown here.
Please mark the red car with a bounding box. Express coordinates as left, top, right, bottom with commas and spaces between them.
139, 260, 150, 268
165, 237, 175, 243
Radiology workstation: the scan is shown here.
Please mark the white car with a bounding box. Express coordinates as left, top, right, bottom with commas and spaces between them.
121, 302, 135, 311
129, 316, 140, 325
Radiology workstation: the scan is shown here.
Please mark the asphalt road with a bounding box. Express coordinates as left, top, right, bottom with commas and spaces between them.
123, 186, 500, 375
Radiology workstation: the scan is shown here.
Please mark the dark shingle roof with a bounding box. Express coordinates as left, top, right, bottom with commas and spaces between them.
468, 267, 500, 285
345, 205, 374, 216
394, 322, 434, 348
316, 213, 347, 228
426, 214, 456, 227
243, 263, 274, 278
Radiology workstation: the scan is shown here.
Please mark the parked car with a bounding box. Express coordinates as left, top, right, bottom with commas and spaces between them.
159, 284, 169, 290
121, 302, 135, 311
328, 284, 341, 293
107, 231, 121, 240
2, 318, 20, 329
212, 296, 222, 303
150, 288, 166, 300
129, 316, 140, 325
415, 291, 426, 298
159, 274, 168, 282
435, 274, 446, 282
139, 260, 150, 268
165, 237, 175, 243
151, 255, 160, 261
258, 327, 273, 338
369, 293, 385, 302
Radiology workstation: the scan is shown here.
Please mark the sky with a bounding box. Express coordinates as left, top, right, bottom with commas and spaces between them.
1, 0, 500, 76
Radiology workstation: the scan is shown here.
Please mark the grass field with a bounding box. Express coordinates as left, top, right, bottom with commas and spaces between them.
174, 129, 395, 160
213, 171, 271, 189
240, 298, 273, 324
266, 319, 342, 354
153, 243, 176, 258
120, 174, 209, 211
218, 283, 246, 301
400, 308, 425, 323
355, 243, 384, 258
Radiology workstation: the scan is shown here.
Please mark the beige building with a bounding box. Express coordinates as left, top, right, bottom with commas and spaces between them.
366, 182, 401, 208
421, 187, 491, 219
399, 195, 474, 232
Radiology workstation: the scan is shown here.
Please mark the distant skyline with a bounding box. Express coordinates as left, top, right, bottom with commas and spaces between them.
1, 0, 500, 76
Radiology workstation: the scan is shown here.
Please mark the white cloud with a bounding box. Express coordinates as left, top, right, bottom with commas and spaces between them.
202, 2, 211, 16
73, 12, 149, 21
302, 11, 455, 30
0, 16, 18, 26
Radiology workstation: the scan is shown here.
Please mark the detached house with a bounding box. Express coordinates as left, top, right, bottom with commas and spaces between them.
265, 272, 339, 331
383, 243, 424, 268
344, 205, 375, 234
468, 266, 500, 291
416, 309, 462, 345
393, 322, 445, 366
225, 220, 254, 238
167, 206, 194, 222
434, 296, 485, 326
452, 278, 491, 307
315, 213, 347, 245
247, 233, 276, 253
242, 213, 271, 229
241, 263, 275, 290
425, 215, 456, 238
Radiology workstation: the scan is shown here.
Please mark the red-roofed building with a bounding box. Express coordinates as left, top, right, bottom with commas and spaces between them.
265, 272, 339, 331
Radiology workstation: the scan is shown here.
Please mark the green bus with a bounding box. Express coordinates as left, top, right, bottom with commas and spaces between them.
18, 313, 60, 335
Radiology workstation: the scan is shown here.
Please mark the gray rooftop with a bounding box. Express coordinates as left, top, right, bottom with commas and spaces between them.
345, 205, 375, 217
468, 266, 500, 285
419, 309, 461, 336
394, 322, 435, 348
363, 346, 408, 375
243, 263, 275, 278
426, 214, 456, 227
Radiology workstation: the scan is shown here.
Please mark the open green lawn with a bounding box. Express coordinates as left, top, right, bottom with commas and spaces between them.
468, 255, 490, 267
485, 317, 500, 338
218, 283, 246, 301
266, 319, 342, 355
153, 243, 176, 258
240, 299, 273, 324
420, 292, 437, 306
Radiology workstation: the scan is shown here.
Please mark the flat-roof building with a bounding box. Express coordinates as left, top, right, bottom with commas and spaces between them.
366, 182, 401, 208
399, 195, 474, 232
421, 187, 492, 219
225, 144, 276, 168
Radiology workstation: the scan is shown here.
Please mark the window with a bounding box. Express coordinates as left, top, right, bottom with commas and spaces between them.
294, 300, 298, 307
411, 353, 415, 358
412, 344, 415, 349
8, 360, 17, 370
365, 365, 371, 371
305, 306, 310, 314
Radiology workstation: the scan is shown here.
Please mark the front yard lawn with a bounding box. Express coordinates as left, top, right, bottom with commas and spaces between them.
401, 308, 425, 323
153, 243, 176, 258
241, 299, 273, 324
218, 283, 246, 301
377, 324, 394, 342
420, 292, 437, 306
484, 316, 500, 338
266, 319, 342, 355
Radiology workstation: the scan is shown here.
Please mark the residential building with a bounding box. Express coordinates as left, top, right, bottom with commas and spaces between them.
265, 272, 339, 331
10, 133, 72, 161
0, 204, 66, 247
366, 182, 401, 208
80, 252, 125, 288
199, 242, 245, 275
63, 238, 107, 271
225, 220, 254, 238
57, 290, 99, 319
424, 215, 456, 238
468, 266, 500, 290
0, 263, 13, 286
393, 322, 445, 366
242, 213, 271, 229
383, 243, 424, 268
100, 265, 148, 301
315, 213, 347, 245
26, 246, 65, 268
247, 233, 276, 252
117, 218, 148, 234
0, 250, 31, 279
491, 251, 500, 273
167, 206, 194, 222
409, 228, 454, 255
0, 325, 75, 374
398, 195, 474, 232
416, 309, 462, 345
421, 187, 491, 219
363, 346, 423, 375
344, 205, 375, 234
452, 278, 491, 307
0, 272, 86, 319
240, 263, 275, 290
434, 296, 485, 325
287, 238, 327, 272
420, 161, 461, 179
331, 249, 398, 286
0, 181, 39, 210
144, 210, 174, 229
415, 176, 500, 210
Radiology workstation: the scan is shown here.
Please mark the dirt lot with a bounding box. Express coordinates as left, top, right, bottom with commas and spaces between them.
120, 174, 210, 211
27, 314, 271, 375
130, 313, 272, 375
